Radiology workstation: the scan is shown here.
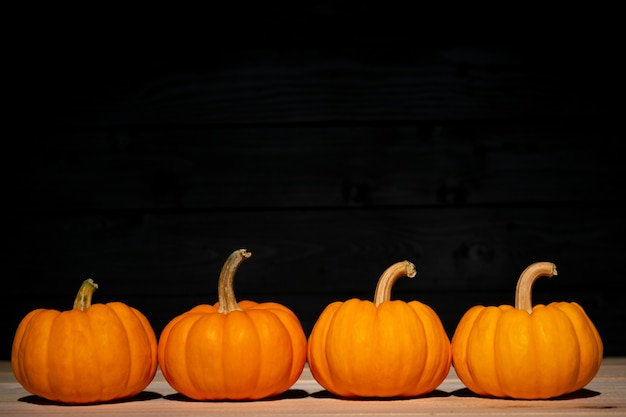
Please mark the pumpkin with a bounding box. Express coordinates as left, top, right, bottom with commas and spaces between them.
307, 260, 452, 398
11, 279, 158, 404
157, 249, 307, 400
451, 261, 603, 399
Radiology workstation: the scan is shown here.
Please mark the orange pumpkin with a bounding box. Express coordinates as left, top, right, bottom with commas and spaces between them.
157, 249, 307, 400
307, 260, 451, 398
11, 279, 158, 404
451, 261, 603, 399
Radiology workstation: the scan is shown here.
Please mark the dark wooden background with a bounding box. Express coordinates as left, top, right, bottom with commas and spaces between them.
4, 29, 624, 360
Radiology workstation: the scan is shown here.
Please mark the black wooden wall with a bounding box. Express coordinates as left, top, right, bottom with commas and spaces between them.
5, 40, 624, 359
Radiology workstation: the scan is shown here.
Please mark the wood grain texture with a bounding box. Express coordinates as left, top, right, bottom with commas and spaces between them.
11, 122, 624, 210
4, 206, 624, 358
4, 44, 624, 361
1, 359, 625, 415
24, 46, 622, 125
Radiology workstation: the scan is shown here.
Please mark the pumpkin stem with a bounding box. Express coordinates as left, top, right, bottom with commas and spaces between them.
73, 279, 98, 311
373, 260, 416, 307
217, 249, 252, 314
514, 261, 558, 313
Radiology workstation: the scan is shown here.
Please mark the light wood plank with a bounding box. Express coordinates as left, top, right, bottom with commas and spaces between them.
1, 359, 624, 415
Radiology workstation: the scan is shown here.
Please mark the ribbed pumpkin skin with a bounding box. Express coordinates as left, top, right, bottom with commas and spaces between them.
157, 300, 307, 401
451, 301, 603, 399
11, 302, 158, 404
307, 298, 451, 398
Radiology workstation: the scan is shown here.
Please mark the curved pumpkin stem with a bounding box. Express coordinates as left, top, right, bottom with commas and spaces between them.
515, 261, 558, 313
73, 278, 98, 311
217, 249, 252, 314
373, 260, 416, 307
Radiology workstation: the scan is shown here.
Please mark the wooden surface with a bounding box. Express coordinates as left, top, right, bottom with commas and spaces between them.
4, 43, 625, 361
1, 358, 625, 416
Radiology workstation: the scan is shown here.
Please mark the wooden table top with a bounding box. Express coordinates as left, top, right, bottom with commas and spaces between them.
1, 358, 625, 416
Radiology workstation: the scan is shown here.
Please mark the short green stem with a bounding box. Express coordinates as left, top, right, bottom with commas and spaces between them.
73, 279, 98, 311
